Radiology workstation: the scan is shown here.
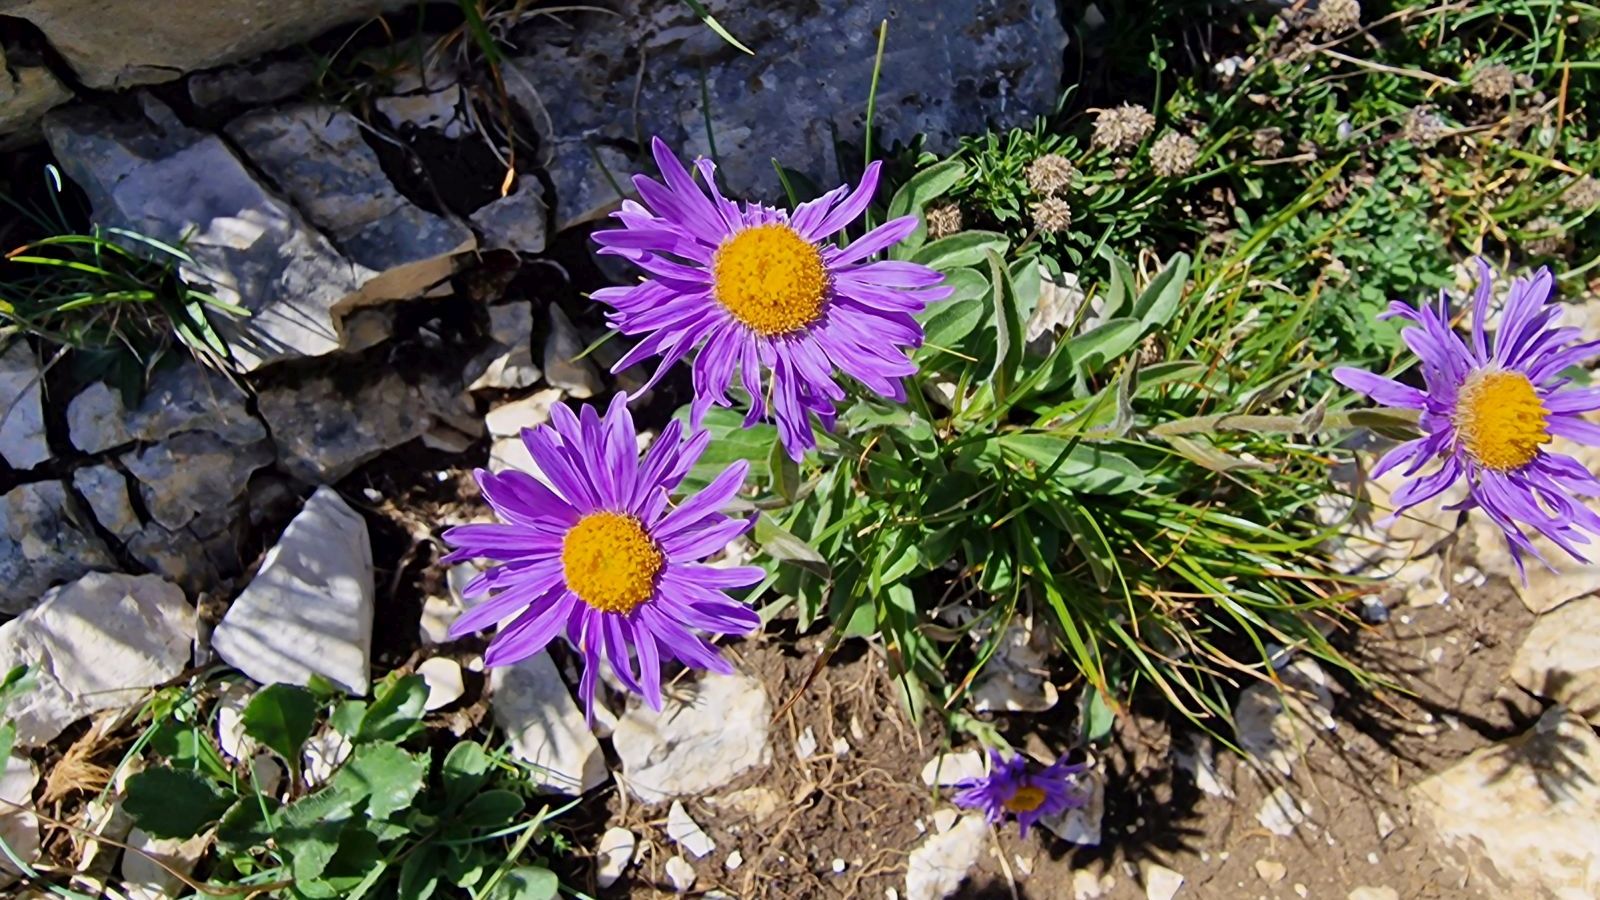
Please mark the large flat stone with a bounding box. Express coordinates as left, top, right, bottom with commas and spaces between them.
0, 45, 71, 149
212, 486, 375, 694
1511, 595, 1600, 724
227, 104, 475, 300
613, 671, 770, 804
507, 0, 1066, 229
1412, 707, 1600, 899
67, 360, 264, 454
0, 573, 193, 747
0, 481, 116, 614
0, 0, 411, 89
43, 97, 365, 370
490, 652, 606, 794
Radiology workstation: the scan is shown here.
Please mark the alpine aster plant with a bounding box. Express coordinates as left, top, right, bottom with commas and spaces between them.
441, 394, 763, 722
1335, 261, 1600, 573
591, 138, 951, 460
952, 749, 1089, 837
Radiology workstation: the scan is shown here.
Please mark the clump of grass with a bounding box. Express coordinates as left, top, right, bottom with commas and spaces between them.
1, 166, 246, 399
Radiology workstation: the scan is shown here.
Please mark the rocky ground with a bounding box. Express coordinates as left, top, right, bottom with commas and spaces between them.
0, 1, 1598, 898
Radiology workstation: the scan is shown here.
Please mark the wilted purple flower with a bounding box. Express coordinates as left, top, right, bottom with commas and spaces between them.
1334, 260, 1600, 574
442, 394, 763, 722
591, 138, 951, 460
952, 750, 1088, 837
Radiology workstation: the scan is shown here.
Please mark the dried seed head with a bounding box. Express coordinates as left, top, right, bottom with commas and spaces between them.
1251, 127, 1285, 158
1137, 334, 1164, 366
1093, 104, 1156, 153
1150, 132, 1201, 178
1401, 105, 1448, 147
1524, 217, 1567, 257
1026, 154, 1078, 196
924, 203, 963, 240
1470, 63, 1515, 101
1563, 176, 1600, 213
1030, 196, 1073, 234
1306, 0, 1361, 36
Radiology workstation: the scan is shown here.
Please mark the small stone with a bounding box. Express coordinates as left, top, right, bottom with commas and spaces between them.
466, 302, 542, 391
419, 595, 459, 645
0, 342, 49, 469
1234, 659, 1335, 776
832, 858, 847, 874
471, 178, 550, 254
796, 726, 819, 761
0, 480, 118, 614
906, 812, 987, 900
543, 306, 602, 398
1143, 864, 1184, 900
1348, 888, 1399, 900
667, 801, 715, 859
831, 736, 850, 757
613, 671, 770, 803
1511, 594, 1600, 724
971, 616, 1059, 713
1375, 811, 1397, 839
1294, 884, 1308, 898
596, 827, 636, 889
919, 750, 987, 787
665, 855, 696, 893
0, 755, 39, 888
704, 786, 783, 825
1072, 870, 1108, 899
212, 487, 375, 694
121, 826, 208, 898
1175, 734, 1233, 799
72, 465, 140, 539
376, 73, 467, 138
1257, 787, 1308, 837
486, 388, 564, 440
490, 652, 606, 793
726, 850, 744, 871
418, 657, 465, 711
1254, 860, 1286, 884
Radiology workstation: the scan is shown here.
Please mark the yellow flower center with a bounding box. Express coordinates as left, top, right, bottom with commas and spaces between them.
711, 224, 829, 336
1454, 370, 1550, 472
561, 512, 663, 615
1003, 785, 1048, 813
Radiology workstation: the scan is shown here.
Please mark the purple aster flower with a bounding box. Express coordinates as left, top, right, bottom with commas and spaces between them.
952, 749, 1089, 837
441, 393, 764, 723
591, 138, 952, 460
1334, 260, 1600, 574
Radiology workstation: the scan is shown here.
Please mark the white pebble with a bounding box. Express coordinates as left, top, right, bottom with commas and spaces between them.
832, 858, 846, 874
725, 850, 743, 871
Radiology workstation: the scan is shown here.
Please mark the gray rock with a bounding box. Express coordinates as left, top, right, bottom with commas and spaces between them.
121, 827, 208, 899
613, 671, 770, 804
1511, 596, 1600, 724
72, 464, 140, 539
466, 302, 542, 392
485, 387, 563, 440
1234, 658, 1335, 776
212, 486, 375, 694
188, 58, 317, 109
507, 0, 1066, 228
0, 47, 71, 149
470, 177, 549, 254
0, 572, 193, 747
0, 0, 412, 89
0, 481, 116, 614
543, 306, 602, 398
1412, 706, 1600, 899
0, 342, 49, 469
905, 812, 987, 900
43, 98, 366, 370
376, 70, 468, 138
122, 432, 273, 532
490, 651, 607, 794
259, 370, 468, 483
227, 104, 475, 302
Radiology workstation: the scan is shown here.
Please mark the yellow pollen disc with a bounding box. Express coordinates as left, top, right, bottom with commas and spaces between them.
561, 512, 663, 615
1454, 370, 1550, 472
1003, 785, 1048, 813
711, 224, 829, 336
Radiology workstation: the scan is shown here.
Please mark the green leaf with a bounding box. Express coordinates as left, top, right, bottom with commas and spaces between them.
487, 867, 560, 900
767, 437, 801, 502
330, 700, 369, 738
458, 790, 524, 830
354, 675, 428, 744
986, 249, 1024, 405
441, 742, 493, 812
910, 231, 1008, 270
334, 743, 427, 820
1163, 435, 1273, 473
242, 684, 317, 767
286, 819, 346, 886
123, 768, 234, 839
399, 843, 442, 900
919, 298, 985, 354
1080, 685, 1116, 744
1130, 252, 1190, 330
673, 406, 777, 489
997, 435, 1145, 494
1051, 317, 1144, 389
216, 796, 281, 855
754, 514, 830, 577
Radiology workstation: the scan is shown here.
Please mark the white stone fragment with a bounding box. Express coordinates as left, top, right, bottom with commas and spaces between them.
595, 827, 636, 889
490, 652, 606, 794
667, 801, 716, 859
906, 812, 987, 900
418, 657, 465, 711
1143, 863, 1184, 900
0, 755, 39, 888
486, 388, 565, 439
665, 855, 696, 893
0, 342, 49, 469
213, 486, 375, 695
613, 671, 770, 804
1257, 786, 1308, 837
919, 750, 987, 787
